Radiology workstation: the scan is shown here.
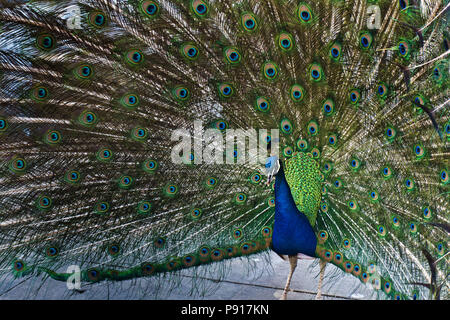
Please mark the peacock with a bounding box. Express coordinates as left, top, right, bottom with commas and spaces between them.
0, 0, 448, 300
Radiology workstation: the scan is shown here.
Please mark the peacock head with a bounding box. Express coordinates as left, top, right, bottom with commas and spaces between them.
265, 156, 280, 185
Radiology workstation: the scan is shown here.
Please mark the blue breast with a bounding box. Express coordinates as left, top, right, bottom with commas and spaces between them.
272, 164, 317, 257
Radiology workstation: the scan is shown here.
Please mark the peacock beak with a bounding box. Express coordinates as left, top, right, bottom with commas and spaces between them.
266, 174, 273, 186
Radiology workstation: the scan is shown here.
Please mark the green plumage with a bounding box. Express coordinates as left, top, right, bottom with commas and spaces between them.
0, 0, 448, 300
284, 152, 322, 226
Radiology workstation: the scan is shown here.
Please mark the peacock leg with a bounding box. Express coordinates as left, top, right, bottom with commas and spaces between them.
315, 259, 327, 300
280, 255, 298, 300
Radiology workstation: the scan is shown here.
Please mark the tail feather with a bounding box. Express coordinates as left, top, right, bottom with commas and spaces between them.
0, 0, 448, 299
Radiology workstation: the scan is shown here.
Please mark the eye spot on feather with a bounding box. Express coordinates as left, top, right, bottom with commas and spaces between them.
329, 42, 342, 61
44, 130, 62, 145
360, 272, 369, 283
307, 120, 319, 136
359, 32, 373, 49
36, 33, 56, 51
224, 47, 241, 64
422, 206, 432, 220
106, 244, 120, 257
280, 118, 293, 134
74, 64, 94, 80
377, 83, 388, 98
383, 280, 392, 294
9, 157, 27, 174
322, 99, 335, 116
444, 122, 450, 137
392, 216, 400, 228
342, 239, 351, 249
130, 127, 148, 142
118, 175, 134, 189
192, 0, 208, 17
278, 32, 294, 51
267, 197, 275, 207
154, 237, 166, 248
413, 144, 426, 160
45, 246, 59, 258
399, 0, 409, 10
182, 43, 199, 60
249, 171, 262, 185
322, 161, 332, 174
404, 178, 415, 191
348, 157, 362, 172
137, 201, 152, 215
296, 138, 308, 151
333, 179, 342, 189
13, 260, 25, 272
121, 93, 140, 109
344, 261, 353, 273
283, 145, 294, 157
181, 255, 196, 267
172, 86, 190, 101
125, 49, 144, 66
204, 177, 218, 189
31, 85, 49, 102
431, 64, 445, 84
349, 89, 361, 104
235, 193, 247, 204
352, 264, 361, 277
369, 190, 379, 202
318, 230, 328, 243
164, 184, 179, 197
95, 201, 110, 214
190, 208, 202, 220
0, 117, 8, 133
440, 169, 448, 184
436, 243, 445, 256
240, 242, 252, 255
88, 11, 107, 28
333, 252, 343, 265
320, 200, 328, 212
377, 225, 386, 237
140, 1, 160, 17
37, 195, 52, 210
87, 269, 101, 282
255, 97, 270, 112
297, 3, 313, 23
409, 222, 418, 234
290, 84, 305, 102
263, 62, 279, 80
141, 262, 156, 276
261, 226, 272, 238
241, 12, 258, 31
309, 63, 323, 81
328, 134, 337, 146
218, 83, 234, 98
347, 200, 358, 211
65, 169, 81, 184
308, 148, 320, 160
97, 147, 113, 162
212, 119, 228, 131
79, 110, 98, 127
381, 166, 393, 179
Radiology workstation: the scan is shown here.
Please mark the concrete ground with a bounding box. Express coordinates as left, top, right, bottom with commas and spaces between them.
0, 251, 376, 300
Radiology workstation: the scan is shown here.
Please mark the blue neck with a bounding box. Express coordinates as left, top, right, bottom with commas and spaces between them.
271, 164, 317, 257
